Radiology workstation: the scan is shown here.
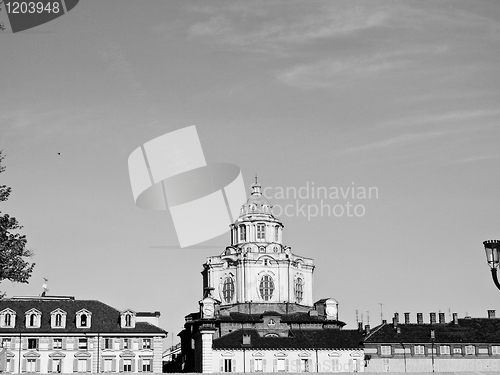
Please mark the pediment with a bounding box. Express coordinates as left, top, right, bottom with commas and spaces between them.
23, 351, 41, 358
328, 352, 341, 357
298, 352, 311, 357
50, 308, 66, 316
119, 350, 136, 358
221, 351, 234, 357
74, 351, 91, 358
75, 308, 91, 316
24, 308, 41, 315
350, 351, 363, 357
0, 308, 15, 315
252, 352, 264, 357
121, 308, 136, 315
49, 352, 66, 358
274, 352, 287, 357
5, 351, 15, 358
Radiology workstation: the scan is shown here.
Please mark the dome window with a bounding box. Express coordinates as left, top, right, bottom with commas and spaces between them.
259, 275, 274, 301
222, 277, 235, 303
257, 224, 265, 240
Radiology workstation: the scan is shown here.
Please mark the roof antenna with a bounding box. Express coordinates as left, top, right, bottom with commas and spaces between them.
41, 278, 49, 297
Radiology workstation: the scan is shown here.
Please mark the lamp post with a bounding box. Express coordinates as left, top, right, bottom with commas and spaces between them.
483, 240, 500, 290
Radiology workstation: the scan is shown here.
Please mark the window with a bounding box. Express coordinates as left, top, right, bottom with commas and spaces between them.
453, 347, 462, 354
259, 275, 274, 301
254, 359, 263, 372
142, 339, 151, 349
492, 345, 500, 355
414, 345, 425, 355
29, 314, 36, 327
2, 338, 11, 349
80, 314, 87, 327
380, 345, 391, 355
78, 338, 88, 350
300, 359, 309, 372
55, 314, 62, 327
52, 359, 61, 373
263, 259, 269, 265
6, 359, 12, 372
267, 319, 275, 327
142, 359, 151, 372
239, 225, 246, 241
104, 338, 112, 349
465, 345, 475, 355
295, 277, 304, 303
123, 339, 129, 349
53, 338, 62, 349
257, 224, 265, 240
27, 359, 36, 372
276, 359, 285, 372
104, 359, 113, 372
4, 313, 11, 327
440, 345, 450, 355
222, 277, 235, 303
77, 359, 87, 372
123, 359, 132, 372
125, 314, 131, 327
224, 359, 232, 372
28, 338, 38, 350
275, 226, 279, 242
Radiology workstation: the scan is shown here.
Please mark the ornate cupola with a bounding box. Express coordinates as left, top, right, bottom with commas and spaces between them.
201, 177, 315, 312
230, 176, 284, 246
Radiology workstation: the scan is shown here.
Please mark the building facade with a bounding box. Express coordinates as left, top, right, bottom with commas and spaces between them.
0, 296, 167, 373
364, 311, 500, 373
177, 179, 364, 373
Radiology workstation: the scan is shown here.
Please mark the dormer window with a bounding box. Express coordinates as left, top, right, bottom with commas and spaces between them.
50, 309, 67, 329
5, 313, 11, 326
0, 309, 16, 328
25, 309, 41, 328
120, 310, 136, 328
75, 309, 92, 329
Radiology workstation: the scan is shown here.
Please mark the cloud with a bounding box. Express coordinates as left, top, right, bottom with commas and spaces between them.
278, 45, 446, 89
187, 3, 391, 52
380, 110, 500, 129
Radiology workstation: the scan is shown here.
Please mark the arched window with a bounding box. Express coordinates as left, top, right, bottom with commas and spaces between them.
29, 313, 36, 327
4, 313, 11, 326
80, 314, 87, 327
125, 314, 131, 327
55, 313, 62, 327
295, 277, 304, 303
222, 277, 235, 303
259, 275, 274, 301
239, 225, 246, 241
275, 226, 279, 242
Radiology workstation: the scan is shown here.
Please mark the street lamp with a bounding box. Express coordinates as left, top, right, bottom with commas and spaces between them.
483, 240, 500, 290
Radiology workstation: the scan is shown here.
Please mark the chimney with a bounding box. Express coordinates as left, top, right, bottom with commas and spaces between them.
365, 325, 371, 334
439, 312, 445, 324
417, 313, 423, 324
404, 312, 410, 324
488, 310, 496, 319
392, 313, 399, 329
242, 334, 251, 346
430, 312, 436, 324
382, 319, 387, 324
452, 313, 458, 325
358, 321, 363, 332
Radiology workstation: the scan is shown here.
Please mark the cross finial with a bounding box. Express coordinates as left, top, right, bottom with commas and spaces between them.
255, 174, 258, 184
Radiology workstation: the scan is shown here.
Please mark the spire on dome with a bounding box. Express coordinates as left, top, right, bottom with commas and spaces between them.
251, 174, 262, 195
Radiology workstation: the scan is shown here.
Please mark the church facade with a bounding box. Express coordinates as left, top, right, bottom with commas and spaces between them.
177, 179, 364, 373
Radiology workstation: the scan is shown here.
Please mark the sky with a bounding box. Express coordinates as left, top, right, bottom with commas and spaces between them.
2, 0, 500, 346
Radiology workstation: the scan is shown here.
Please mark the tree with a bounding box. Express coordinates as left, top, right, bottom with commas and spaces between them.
0, 151, 35, 297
